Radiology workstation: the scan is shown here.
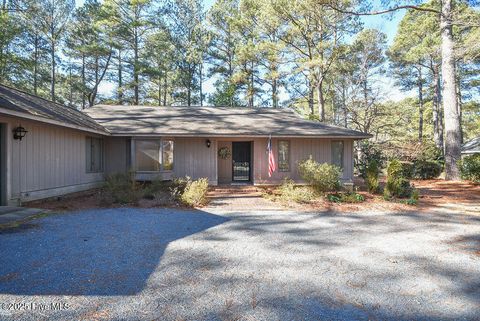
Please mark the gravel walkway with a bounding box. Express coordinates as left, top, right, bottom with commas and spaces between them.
0, 207, 479, 321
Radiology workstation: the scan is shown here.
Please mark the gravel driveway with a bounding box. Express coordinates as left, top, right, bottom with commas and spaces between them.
0, 207, 479, 321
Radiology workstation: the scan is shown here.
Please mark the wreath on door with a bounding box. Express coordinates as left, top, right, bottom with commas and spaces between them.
218, 147, 231, 159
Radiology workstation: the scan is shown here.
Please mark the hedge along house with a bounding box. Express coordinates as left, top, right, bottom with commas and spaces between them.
0, 83, 370, 205
83, 105, 370, 186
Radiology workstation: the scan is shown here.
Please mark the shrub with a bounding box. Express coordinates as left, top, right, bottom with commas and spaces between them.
403, 188, 420, 205
180, 178, 209, 207
365, 160, 380, 193
169, 176, 192, 201
384, 159, 413, 199
298, 157, 341, 193
413, 160, 443, 179
355, 141, 385, 178
459, 154, 480, 183
143, 177, 169, 199
103, 172, 141, 204
277, 179, 316, 204
399, 161, 414, 179
327, 192, 365, 203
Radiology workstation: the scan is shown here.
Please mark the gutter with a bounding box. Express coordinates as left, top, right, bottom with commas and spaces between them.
109, 133, 372, 139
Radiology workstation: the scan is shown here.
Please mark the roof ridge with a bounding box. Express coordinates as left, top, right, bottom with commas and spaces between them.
91, 104, 294, 112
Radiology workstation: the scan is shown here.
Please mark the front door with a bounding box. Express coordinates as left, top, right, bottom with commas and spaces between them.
232, 142, 251, 182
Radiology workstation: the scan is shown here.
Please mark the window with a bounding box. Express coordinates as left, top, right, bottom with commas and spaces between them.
86, 137, 104, 173
135, 140, 161, 171
162, 140, 174, 171
278, 140, 290, 172
331, 141, 344, 169
135, 139, 174, 172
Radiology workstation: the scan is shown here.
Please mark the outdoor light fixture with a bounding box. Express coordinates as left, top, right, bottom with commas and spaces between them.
205, 139, 211, 148
13, 126, 28, 141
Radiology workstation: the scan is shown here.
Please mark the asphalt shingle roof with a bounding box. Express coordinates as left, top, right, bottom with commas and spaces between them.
84, 104, 371, 138
0, 84, 107, 133
462, 137, 480, 154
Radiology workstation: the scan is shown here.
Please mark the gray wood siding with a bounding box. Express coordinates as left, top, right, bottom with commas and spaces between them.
174, 138, 217, 184
253, 138, 354, 185
217, 141, 232, 184
0, 115, 104, 203
105, 137, 130, 174
173, 137, 353, 185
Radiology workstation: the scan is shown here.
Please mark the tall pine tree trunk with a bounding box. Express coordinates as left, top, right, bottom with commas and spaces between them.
432, 64, 444, 151
317, 78, 325, 122
81, 53, 86, 109
248, 61, 254, 107
342, 83, 348, 128
158, 75, 162, 106
456, 74, 463, 143
117, 50, 123, 104
441, 0, 461, 180
133, 30, 139, 105
50, 40, 56, 102
163, 72, 167, 106
272, 78, 278, 108
199, 63, 203, 106
418, 67, 424, 141
33, 35, 39, 95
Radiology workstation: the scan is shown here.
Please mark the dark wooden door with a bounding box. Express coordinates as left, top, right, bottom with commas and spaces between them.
232, 142, 251, 182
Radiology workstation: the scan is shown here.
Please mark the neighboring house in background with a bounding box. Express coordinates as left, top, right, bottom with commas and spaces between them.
0, 84, 370, 206
461, 137, 480, 156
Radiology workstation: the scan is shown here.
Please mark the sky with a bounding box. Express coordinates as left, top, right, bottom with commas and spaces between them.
75, 0, 410, 103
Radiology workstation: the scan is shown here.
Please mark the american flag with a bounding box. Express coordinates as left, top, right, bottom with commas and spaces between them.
267, 135, 276, 177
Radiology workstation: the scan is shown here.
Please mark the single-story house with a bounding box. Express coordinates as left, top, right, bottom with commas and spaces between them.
0, 84, 370, 206
461, 137, 480, 156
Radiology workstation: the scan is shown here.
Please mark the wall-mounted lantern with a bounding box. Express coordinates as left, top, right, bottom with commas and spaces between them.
205, 139, 211, 148
13, 126, 28, 141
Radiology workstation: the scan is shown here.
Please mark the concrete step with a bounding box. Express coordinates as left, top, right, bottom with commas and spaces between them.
0, 207, 47, 225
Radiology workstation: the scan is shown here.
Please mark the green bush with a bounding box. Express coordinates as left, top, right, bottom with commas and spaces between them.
277, 179, 316, 204
413, 160, 443, 179
143, 177, 170, 199
417, 141, 444, 163
399, 161, 414, 179
180, 178, 210, 207
355, 141, 385, 178
459, 154, 480, 183
169, 176, 191, 201
384, 159, 413, 199
103, 172, 141, 204
365, 160, 380, 193
327, 192, 365, 203
298, 156, 341, 193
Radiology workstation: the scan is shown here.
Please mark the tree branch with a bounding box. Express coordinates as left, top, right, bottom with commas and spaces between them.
323, 2, 441, 16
